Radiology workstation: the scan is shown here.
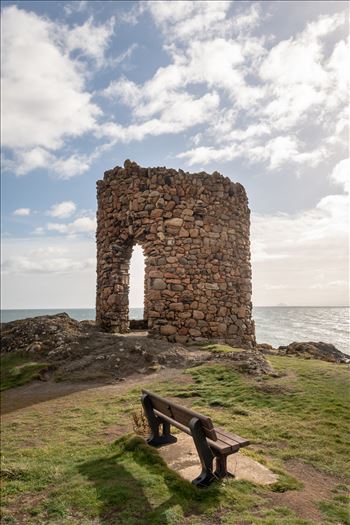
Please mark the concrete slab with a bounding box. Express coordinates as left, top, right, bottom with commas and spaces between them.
158, 433, 277, 485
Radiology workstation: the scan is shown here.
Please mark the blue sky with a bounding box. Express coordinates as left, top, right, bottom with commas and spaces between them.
1, 0, 349, 308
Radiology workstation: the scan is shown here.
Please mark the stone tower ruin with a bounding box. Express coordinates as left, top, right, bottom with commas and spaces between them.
96, 160, 256, 348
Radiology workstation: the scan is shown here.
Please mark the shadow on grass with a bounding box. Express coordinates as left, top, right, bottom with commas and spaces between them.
78, 435, 220, 525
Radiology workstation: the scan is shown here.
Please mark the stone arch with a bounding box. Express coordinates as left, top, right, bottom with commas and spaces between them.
96, 160, 256, 348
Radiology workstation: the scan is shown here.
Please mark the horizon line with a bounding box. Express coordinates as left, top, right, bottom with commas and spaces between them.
1, 305, 349, 310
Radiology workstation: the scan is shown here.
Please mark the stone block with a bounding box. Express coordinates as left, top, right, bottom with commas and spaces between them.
164, 218, 183, 228
152, 278, 166, 290
160, 325, 177, 335
193, 310, 205, 320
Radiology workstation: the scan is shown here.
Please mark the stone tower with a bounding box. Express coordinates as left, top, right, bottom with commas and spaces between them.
96, 160, 255, 348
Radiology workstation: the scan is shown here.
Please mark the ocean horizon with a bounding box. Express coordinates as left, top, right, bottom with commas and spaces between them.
1, 306, 349, 355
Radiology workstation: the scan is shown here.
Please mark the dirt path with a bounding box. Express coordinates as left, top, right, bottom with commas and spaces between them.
267, 460, 342, 522
1, 368, 188, 415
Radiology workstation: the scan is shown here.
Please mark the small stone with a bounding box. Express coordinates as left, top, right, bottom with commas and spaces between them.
152, 278, 166, 290
164, 218, 183, 228
193, 310, 205, 320
179, 228, 189, 237
160, 325, 177, 335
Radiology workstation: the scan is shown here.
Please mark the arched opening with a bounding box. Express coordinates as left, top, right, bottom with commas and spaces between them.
129, 244, 147, 331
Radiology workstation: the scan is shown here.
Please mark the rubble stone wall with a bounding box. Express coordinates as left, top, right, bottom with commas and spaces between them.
96, 160, 256, 348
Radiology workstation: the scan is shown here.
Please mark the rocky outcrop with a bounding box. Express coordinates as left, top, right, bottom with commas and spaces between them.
96, 160, 255, 348
0, 313, 88, 355
1, 314, 272, 386
277, 342, 349, 364
211, 349, 276, 375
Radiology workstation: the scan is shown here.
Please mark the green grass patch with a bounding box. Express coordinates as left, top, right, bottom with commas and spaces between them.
318, 484, 350, 524
189, 342, 242, 353
1, 353, 48, 391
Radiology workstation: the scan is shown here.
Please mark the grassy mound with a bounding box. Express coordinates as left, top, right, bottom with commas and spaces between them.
1, 354, 48, 391
1, 356, 349, 524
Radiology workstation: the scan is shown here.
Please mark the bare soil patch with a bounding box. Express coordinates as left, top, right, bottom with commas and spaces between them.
268, 459, 342, 522
1, 368, 192, 415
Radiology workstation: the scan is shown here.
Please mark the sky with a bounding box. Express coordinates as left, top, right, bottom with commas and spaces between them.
1, 0, 349, 309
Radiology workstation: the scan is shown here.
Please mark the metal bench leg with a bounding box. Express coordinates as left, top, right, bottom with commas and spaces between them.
141, 394, 177, 446
189, 417, 215, 487
214, 454, 235, 479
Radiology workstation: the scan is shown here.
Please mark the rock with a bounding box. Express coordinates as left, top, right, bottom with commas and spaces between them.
256, 343, 277, 354
164, 218, 183, 228
0, 313, 87, 355
193, 310, 205, 320
278, 342, 349, 363
189, 328, 201, 337
27, 342, 43, 353
211, 349, 277, 376
151, 278, 166, 290
160, 325, 177, 335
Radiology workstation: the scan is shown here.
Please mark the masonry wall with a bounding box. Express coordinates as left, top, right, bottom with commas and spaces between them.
96, 160, 256, 348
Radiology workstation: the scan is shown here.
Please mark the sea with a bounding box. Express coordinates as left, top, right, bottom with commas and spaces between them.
1, 307, 349, 355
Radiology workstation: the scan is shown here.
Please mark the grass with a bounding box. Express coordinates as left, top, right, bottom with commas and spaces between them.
1, 355, 349, 524
188, 342, 243, 353
0, 353, 48, 391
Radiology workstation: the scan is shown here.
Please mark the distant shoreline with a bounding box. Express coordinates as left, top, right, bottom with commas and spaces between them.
1, 307, 349, 355
2, 306, 349, 310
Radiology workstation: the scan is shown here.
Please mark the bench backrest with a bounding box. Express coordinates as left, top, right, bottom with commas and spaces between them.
142, 389, 217, 441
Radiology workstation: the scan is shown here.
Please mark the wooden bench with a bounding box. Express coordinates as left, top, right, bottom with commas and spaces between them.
141, 389, 250, 487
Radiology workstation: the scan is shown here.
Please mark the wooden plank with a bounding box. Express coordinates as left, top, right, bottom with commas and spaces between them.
214, 430, 241, 447
208, 438, 240, 454
153, 410, 191, 435
215, 427, 250, 448
170, 405, 217, 440
154, 410, 233, 454
146, 394, 174, 419
207, 437, 235, 455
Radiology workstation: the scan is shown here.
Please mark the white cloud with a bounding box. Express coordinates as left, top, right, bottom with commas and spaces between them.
231, 3, 262, 33
249, 136, 327, 170
33, 227, 45, 236
5, 148, 53, 176
177, 135, 327, 169
49, 201, 76, 218
13, 208, 30, 216
172, 10, 347, 169
1, 5, 111, 177
99, 92, 220, 143
330, 158, 349, 193
5, 148, 94, 178
64, 16, 115, 67
1, 236, 96, 308
2, 256, 95, 274
145, 1, 237, 42
1, 6, 101, 152
47, 216, 96, 235
252, 160, 349, 305
64, 1, 88, 16
51, 153, 93, 179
